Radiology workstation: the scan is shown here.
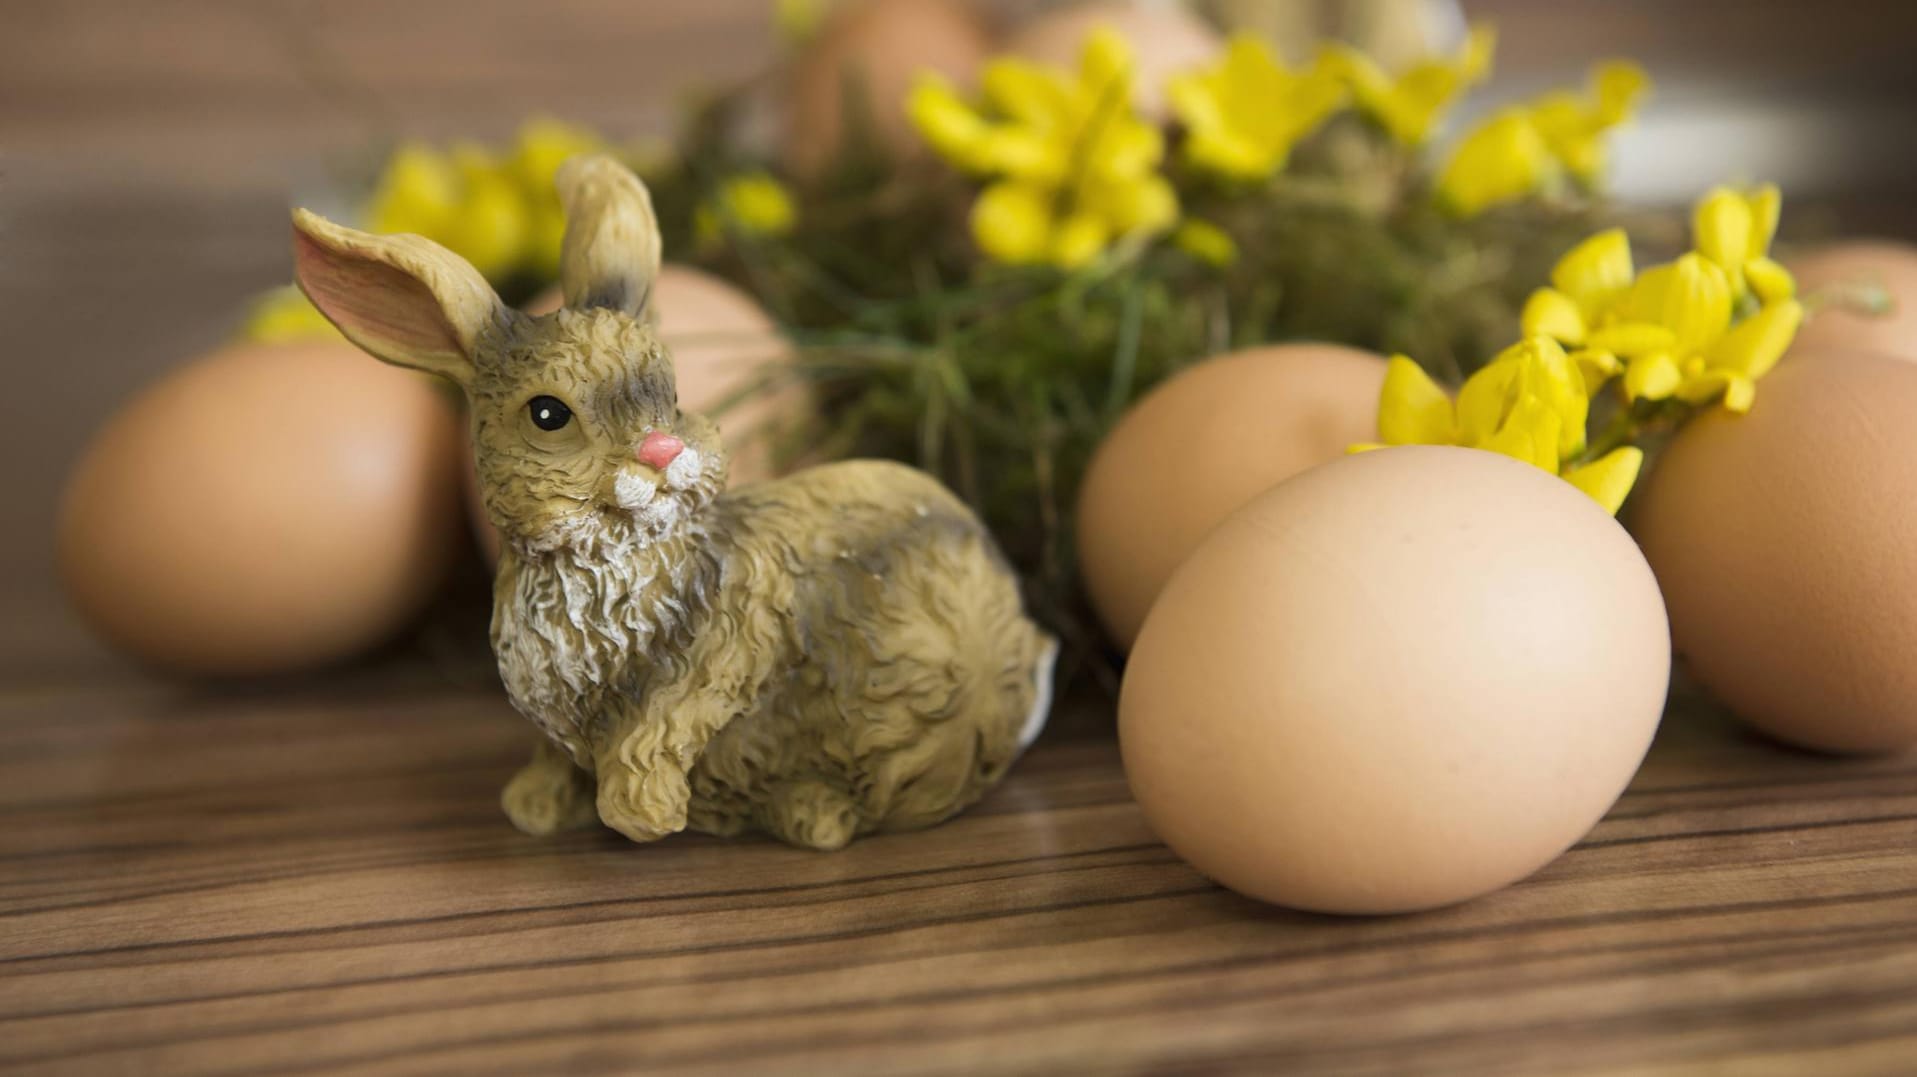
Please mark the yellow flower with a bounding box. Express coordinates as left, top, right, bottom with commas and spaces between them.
1169, 34, 1346, 180
1693, 184, 1793, 303
240, 286, 340, 343
1521, 227, 1641, 359
776, 0, 830, 41
908, 28, 1178, 268
435, 145, 532, 280
365, 140, 531, 281
360, 121, 623, 283
970, 182, 1056, 264
1364, 339, 1641, 513
696, 173, 799, 246
1615, 254, 1804, 413
1561, 446, 1645, 513
508, 117, 604, 197
366, 142, 462, 239
1461, 337, 1592, 461
509, 118, 606, 277
910, 76, 998, 171
1437, 60, 1649, 217
1517, 230, 1636, 391
1375, 338, 1584, 467
1525, 192, 1804, 415
1435, 107, 1554, 217
1322, 23, 1495, 145
1172, 219, 1237, 267
1528, 60, 1649, 185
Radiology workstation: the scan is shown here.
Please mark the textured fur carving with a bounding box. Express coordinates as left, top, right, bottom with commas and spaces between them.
293, 156, 1056, 849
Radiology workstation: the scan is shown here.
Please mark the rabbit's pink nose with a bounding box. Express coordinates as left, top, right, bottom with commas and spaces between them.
636, 432, 685, 470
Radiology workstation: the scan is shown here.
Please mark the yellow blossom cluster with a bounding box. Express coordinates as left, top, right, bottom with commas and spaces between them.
1521, 185, 1801, 413
1159, 24, 1496, 185
1321, 24, 1497, 147
366, 118, 606, 282
1168, 36, 1347, 181
1366, 185, 1805, 513
1363, 338, 1643, 513
1437, 60, 1650, 217
695, 172, 800, 248
1171, 218, 1237, 268
908, 29, 1179, 268
909, 21, 1545, 267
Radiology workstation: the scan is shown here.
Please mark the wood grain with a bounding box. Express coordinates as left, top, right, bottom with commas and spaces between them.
2, 674, 1915, 1075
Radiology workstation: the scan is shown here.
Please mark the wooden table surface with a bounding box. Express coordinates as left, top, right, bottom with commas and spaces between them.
6, 2, 1917, 1073
3, 674, 1916, 1075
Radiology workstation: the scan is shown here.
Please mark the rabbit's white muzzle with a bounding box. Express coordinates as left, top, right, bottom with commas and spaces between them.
613, 446, 708, 533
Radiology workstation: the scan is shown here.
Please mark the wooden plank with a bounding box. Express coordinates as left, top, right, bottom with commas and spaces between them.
0, 678, 1913, 1073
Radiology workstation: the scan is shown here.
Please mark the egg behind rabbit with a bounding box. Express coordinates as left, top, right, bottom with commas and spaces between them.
58, 339, 463, 676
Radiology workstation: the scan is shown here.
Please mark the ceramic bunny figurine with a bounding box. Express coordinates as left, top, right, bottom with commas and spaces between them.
292, 155, 1056, 850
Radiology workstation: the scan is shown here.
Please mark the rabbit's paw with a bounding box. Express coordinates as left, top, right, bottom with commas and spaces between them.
501, 742, 599, 837
762, 780, 863, 851
594, 762, 691, 843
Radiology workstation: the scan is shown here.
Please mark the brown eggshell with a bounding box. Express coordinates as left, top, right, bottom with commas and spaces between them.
1004, 1, 1224, 120
1787, 240, 1917, 362
482, 267, 802, 563
1632, 349, 1917, 754
1121, 446, 1670, 914
783, 0, 994, 178
1076, 344, 1387, 648
59, 340, 465, 676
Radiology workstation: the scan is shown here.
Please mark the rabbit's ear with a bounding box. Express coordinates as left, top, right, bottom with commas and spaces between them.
556, 154, 662, 318
291, 208, 507, 388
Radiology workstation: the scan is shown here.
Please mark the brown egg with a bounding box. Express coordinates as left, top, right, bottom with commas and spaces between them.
1004, 1, 1225, 120
1787, 240, 1917, 362
783, 0, 994, 177
1121, 447, 1670, 914
483, 267, 802, 562
1632, 349, 1917, 754
1076, 344, 1387, 648
59, 340, 464, 676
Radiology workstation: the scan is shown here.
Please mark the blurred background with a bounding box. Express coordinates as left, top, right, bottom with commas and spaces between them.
5, 0, 1915, 682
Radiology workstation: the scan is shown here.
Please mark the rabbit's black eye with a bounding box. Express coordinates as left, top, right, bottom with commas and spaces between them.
528, 396, 573, 431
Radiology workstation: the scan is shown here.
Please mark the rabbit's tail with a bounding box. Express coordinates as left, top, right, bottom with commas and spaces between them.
1015, 635, 1060, 755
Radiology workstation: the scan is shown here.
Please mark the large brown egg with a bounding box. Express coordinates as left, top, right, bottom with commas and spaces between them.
59, 340, 465, 676
1121, 447, 1670, 914
1076, 344, 1387, 648
486, 267, 802, 562
1632, 349, 1917, 753
1787, 240, 1917, 362
1004, 1, 1224, 120
783, 0, 994, 178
